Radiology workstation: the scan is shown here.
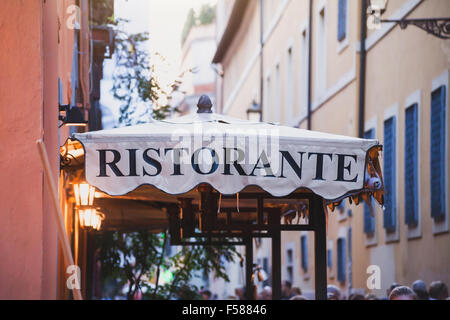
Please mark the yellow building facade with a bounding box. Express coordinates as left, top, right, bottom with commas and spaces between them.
213, 0, 450, 298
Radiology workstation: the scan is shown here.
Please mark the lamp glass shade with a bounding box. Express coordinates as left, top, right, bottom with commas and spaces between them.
370, 0, 387, 10
79, 208, 104, 231
73, 183, 96, 206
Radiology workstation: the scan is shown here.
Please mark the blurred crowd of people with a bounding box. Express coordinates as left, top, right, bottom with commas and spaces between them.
199, 279, 449, 300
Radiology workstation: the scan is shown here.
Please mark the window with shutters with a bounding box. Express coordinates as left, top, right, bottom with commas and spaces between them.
274, 63, 281, 123
337, 0, 347, 42
405, 104, 419, 227
301, 235, 308, 272
300, 27, 308, 117
430, 86, 446, 222
384, 117, 397, 233
316, 6, 327, 97
364, 128, 376, 235
265, 75, 271, 122
327, 248, 332, 269
286, 46, 294, 122
285, 243, 294, 283
337, 238, 346, 283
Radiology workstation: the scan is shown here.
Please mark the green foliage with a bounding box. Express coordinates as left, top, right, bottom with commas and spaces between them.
96, 231, 241, 300
181, 3, 216, 46
90, 0, 115, 26
198, 4, 216, 25
96, 10, 236, 302
111, 19, 177, 126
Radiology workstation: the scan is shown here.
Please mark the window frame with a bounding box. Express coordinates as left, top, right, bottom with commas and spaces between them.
383, 104, 400, 243
315, 1, 327, 99
284, 241, 295, 284
285, 39, 295, 123
337, 237, 346, 283
337, 0, 349, 53
300, 234, 308, 273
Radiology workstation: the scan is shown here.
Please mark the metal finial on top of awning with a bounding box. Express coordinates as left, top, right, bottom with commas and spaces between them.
197, 95, 213, 113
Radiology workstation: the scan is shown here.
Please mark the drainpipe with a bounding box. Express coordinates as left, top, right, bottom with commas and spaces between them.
259, 0, 264, 122
307, 0, 313, 130
358, 0, 367, 138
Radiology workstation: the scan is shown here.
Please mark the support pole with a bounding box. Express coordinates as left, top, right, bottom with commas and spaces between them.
313, 196, 327, 300
271, 217, 281, 299
245, 234, 254, 300
36, 140, 83, 300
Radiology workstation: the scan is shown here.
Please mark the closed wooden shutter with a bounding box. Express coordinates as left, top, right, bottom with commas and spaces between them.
384, 117, 397, 232
404, 104, 419, 226
430, 86, 446, 221
338, 0, 347, 41
337, 238, 346, 283
301, 235, 308, 272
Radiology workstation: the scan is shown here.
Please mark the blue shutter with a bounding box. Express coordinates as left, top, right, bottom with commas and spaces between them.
404, 104, 419, 226
58, 78, 64, 105
430, 86, 446, 221
262, 257, 269, 286
301, 235, 308, 272
364, 129, 376, 234
383, 117, 397, 231
327, 249, 332, 268
338, 0, 347, 41
337, 238, 346, 283
348, 227, 352, 260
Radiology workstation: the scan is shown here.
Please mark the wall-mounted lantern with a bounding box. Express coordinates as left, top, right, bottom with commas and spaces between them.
73, 182, 96, 208
78, 208, 105, 231
368, 0, 450, 39
59, 104, 88, 128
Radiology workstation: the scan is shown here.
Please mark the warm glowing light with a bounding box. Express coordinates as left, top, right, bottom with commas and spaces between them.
73, 183, 96, 207
79, 208, 105, 231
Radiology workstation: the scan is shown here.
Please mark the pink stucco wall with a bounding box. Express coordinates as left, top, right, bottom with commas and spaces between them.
0, 0, 60, 299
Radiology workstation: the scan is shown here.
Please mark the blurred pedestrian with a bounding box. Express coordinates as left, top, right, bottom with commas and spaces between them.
290, 295, 308, 300
348, 293, 365, 300
389, 286, 417, 300
327, 285, 342, 300
291, 287, 302, 296
429, 281, 448, 300
365, 293, 378, 300
281, 280, 292, 300
412, 280, 429, 300
200, 290, 212, 300
259, 286, 272, 300
386, 282, 400, 299
235, 287, 245, 300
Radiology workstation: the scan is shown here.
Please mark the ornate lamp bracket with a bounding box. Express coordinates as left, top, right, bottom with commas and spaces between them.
381, 18, 450, 39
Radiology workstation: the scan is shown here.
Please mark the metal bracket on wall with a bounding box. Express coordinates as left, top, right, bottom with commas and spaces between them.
381, 18, 450, 39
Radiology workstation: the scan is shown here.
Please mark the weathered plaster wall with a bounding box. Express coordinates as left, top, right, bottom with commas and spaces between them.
0, 0, 45, 299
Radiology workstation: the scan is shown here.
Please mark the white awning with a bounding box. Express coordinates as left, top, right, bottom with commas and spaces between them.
72, 110, 384, 202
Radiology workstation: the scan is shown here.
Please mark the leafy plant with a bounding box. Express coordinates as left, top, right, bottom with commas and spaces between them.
97, 231, 241, 300
95, 18, 239, 300
181, 3, 216, 46
111, 19, 178, 126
